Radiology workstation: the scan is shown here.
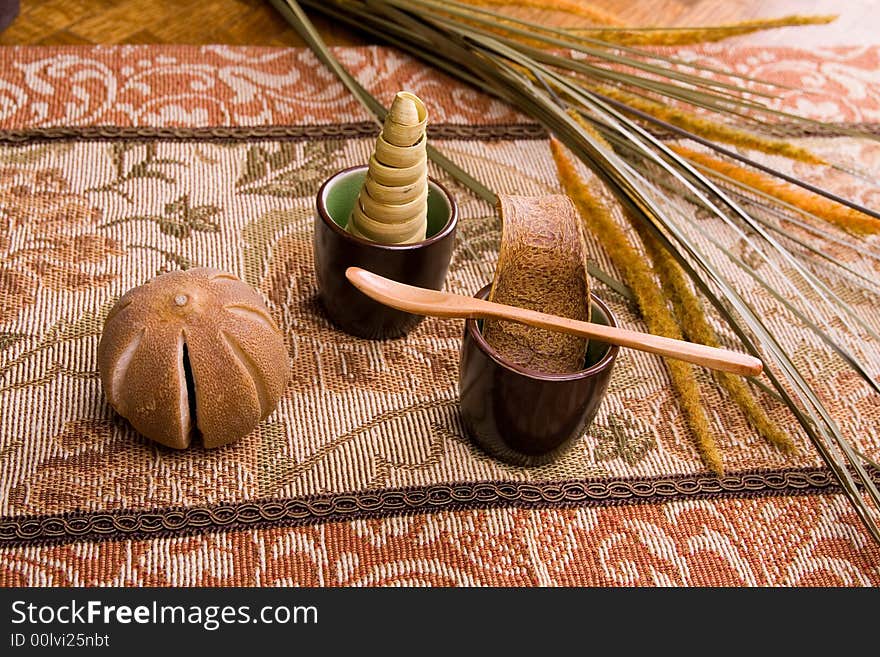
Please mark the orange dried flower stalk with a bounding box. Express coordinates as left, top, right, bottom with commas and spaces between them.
465, 0, 621, 26
671, 145, 880, 235
635, 223, 796, 454
565, 110, 794, 452
566, 108, 613, 150
568, 15, 836, 46
588, 85, 825, 165
551, 138, 723, 474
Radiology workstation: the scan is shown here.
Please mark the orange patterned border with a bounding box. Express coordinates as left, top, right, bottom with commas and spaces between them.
0, 45, 878, 130
3, 491, 877, 586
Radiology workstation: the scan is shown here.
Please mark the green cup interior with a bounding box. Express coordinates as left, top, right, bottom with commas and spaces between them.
477, 302, 613, 370
323, 168, 451, 239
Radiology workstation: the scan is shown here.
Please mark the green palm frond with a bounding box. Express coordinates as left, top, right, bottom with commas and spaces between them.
271, 0, 880, 543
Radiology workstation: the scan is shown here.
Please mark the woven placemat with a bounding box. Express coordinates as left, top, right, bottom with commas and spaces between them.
0, 44, 878, 585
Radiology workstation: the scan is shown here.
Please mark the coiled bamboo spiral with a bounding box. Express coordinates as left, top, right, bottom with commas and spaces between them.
349, 91, 429, 244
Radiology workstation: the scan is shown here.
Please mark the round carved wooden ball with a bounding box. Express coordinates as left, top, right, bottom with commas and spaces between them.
97, 268, 290, 449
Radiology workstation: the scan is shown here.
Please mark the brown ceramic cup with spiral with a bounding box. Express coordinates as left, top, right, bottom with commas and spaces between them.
314, 92, 457, 339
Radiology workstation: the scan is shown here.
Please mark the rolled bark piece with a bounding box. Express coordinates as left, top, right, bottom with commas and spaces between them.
483, 194, 592, 374
97, 268, 290, 449
349, 91, 429, 244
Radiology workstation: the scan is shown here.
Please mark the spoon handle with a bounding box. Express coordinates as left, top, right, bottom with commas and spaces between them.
477, 298, 762, 377
344, 267, 763, 377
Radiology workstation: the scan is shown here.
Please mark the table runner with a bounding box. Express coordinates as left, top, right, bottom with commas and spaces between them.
0, 44, 878, 586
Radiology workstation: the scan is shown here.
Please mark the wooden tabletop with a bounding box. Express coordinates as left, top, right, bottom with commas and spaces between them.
1, 0, 877, 47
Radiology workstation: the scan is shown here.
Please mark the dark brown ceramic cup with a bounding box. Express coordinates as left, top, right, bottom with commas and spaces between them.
314, 165, 458, 339
459, 285, 620, 466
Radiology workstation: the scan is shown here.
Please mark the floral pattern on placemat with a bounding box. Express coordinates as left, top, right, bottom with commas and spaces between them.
1, 492, 877, 586
1, 136, 877, 520
0, 44, 878, 587
0, 45, 879, 130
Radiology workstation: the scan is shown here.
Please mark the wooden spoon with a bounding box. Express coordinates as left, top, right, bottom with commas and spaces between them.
345, 267, 763, 376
